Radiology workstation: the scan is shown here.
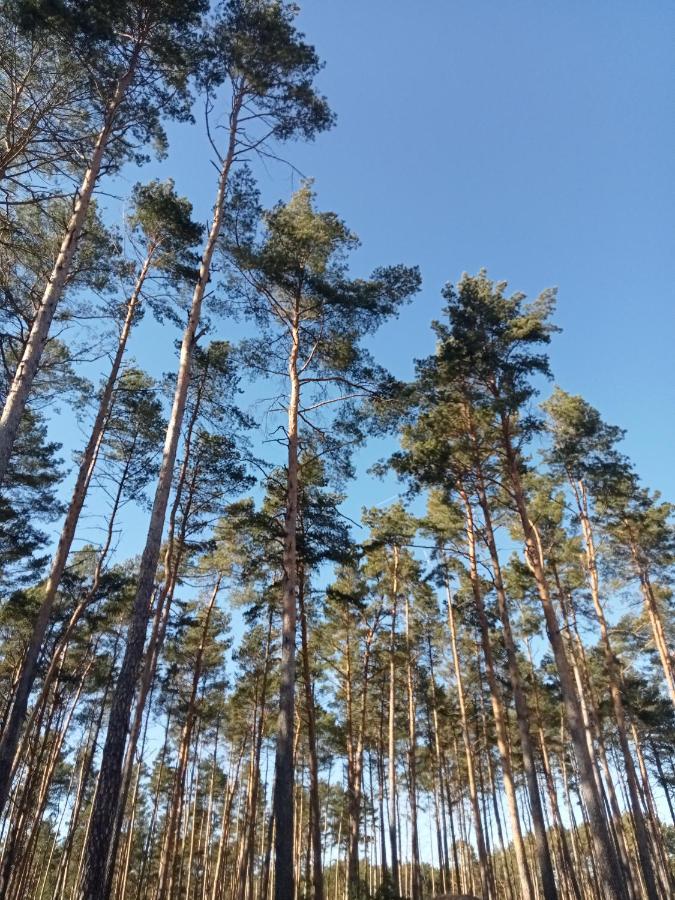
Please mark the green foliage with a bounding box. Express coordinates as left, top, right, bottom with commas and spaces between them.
128, 179, 203, 282
203, 1, 334, 141
433, 269, 558, 422
0, 409, 63, 593
543, 386, 631, 497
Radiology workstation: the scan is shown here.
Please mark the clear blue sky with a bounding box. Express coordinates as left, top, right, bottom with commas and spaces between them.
70, 0, 674, 812
94, 0, 674, 553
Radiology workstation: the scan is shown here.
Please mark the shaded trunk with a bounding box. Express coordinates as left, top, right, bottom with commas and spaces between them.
274, 310, 300, 900
298, 578, 324, 900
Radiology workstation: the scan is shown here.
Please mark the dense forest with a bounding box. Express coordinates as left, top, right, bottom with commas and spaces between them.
0, 2, 673, 899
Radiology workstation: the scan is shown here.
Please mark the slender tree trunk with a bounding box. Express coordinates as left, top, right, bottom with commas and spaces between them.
444, 572, 494, 900
523, 635, 584, 900
571, 480, 662, 898
651, 743, 675, 829
116, 758, 141, 900
630, 724, 673, 897
633, 562, 675, 707
274, 308, 300, 900
499, 414, 627, 899
236, 609, 273, 900
155, 581, 220, 900
0, 45, 141, 484
387, 552, 400, 898
0, 251, 152, 815
17, 439, 134, 781
298, 578, 324, 900
471, 459, 559, 900
376, 687, 388, 885
459, 487, 535, 900
426, 642, 451, 894
211, 742, 246, 900
2, 653, 92, 899
105, 379, 206, 896
54, 696, 108, 900
403, 592, 422, 900
78, 97, 242, 899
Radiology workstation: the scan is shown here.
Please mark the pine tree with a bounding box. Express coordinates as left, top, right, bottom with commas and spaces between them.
0, 181, 201, 821
428, 270, 628, 898
224, 181, 419, 900
544, 387, 669, 897
0, 0, 208, 482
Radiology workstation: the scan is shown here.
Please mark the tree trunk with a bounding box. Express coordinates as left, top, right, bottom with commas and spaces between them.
634, 561, 675, 707
78, 97, 242, 899
0, 45, 141, 484
236, 609, 273, 900
298, 578, 324, 900
444, 572, 494, 900
155, 580, 220, 900
459, 487, 535, 900
0, 250, 152, 815
403, 591, 422, 900
274, 310, 300, 900
105, 371, 207, 897
471, 462, 559, 900
572, 480, 662, 898
500, 414, 627, 899
387, 552, 401, 898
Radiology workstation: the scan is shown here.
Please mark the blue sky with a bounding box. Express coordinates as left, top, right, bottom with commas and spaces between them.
53, 0, 674, 822
290, 0, 675, 504
65, 0, 675, 559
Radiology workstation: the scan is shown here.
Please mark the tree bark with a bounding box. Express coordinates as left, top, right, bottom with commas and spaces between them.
78, 96, 242, 899
298, 577, 324, 900
444, 572, 494, 900
0, 45, 141, 484
499, 413, 627, 899
0, 250, 152, 816
274, 309, 300, 900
